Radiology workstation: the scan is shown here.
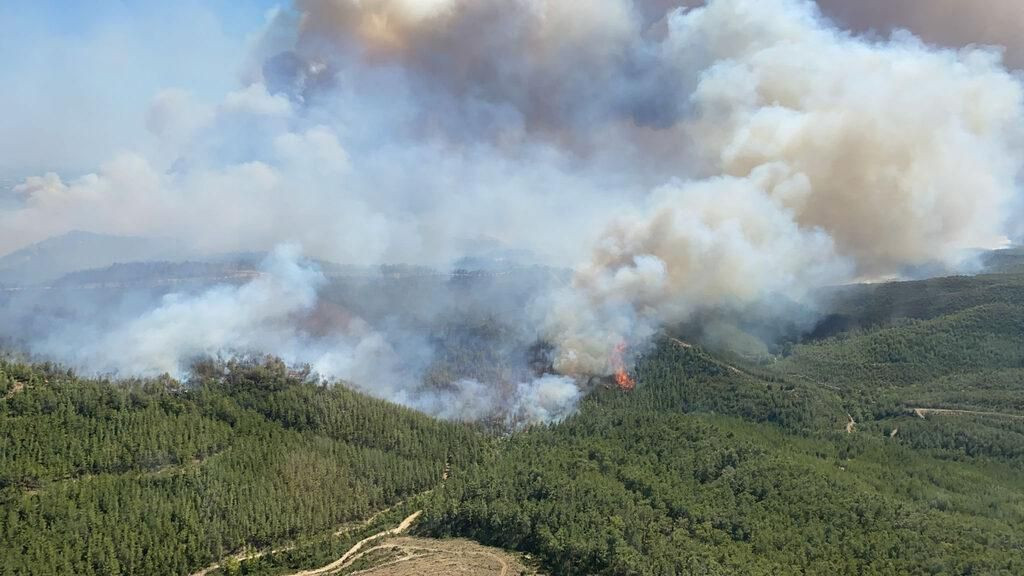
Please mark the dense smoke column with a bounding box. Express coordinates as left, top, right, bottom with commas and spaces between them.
815, 0, 1024, 69
1, 0, 1021, 423
525, 0, 1024, 375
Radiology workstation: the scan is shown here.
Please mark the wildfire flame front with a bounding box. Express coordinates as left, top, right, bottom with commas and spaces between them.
611, 342, 635, 392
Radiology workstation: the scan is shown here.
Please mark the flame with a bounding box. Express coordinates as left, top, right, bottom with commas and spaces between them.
611, 342, 635, 391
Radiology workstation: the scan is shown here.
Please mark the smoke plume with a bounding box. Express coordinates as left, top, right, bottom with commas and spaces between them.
540, 0, 1024, 374
815, 0, 1024, 69
1, 0, 1021, 422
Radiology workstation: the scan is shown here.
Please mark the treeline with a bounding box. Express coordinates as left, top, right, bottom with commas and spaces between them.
420, 346, 1024, 575
781, 304, 1024, 388
5, 271, 1024, 575
419, 275, 1024, 575
776, 296, 1024, 468
0, 358, 484, 575
813, 272, 1024, 337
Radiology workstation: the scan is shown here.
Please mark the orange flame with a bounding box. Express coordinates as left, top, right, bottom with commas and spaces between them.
611, 342, 635, 391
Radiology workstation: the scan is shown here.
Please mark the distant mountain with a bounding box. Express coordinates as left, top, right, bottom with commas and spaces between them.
51, 260, 261, 288
451, 248, 540, 273
0, 231, 191, 286
982, 246, 1024, 274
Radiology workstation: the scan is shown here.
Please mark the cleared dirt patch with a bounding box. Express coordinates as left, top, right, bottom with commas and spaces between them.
284, 511, 422, 576
3, 380, 25, 400
341, 536, 535, 576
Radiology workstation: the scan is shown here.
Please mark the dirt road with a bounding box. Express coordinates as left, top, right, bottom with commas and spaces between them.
189, 456, 449, 576
669, 338, 746, 376
911, 407, 1024, 420
190, 545, 291, 576
187, 510, 419, 576
669, 338, 693, 349
283, 511, 422, 576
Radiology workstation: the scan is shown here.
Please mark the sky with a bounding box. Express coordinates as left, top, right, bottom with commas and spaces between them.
3, 0, 278, 36
0, 0, 1020, 419
0, 0, 279, 177
2, 0, 1020, 180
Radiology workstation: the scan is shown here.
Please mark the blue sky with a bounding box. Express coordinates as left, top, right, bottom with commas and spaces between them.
5, 0, 281, 37
0, 0, 285, 176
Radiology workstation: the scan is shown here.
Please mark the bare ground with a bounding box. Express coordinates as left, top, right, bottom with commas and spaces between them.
284, 511, 423, 576
341, 537, 534, 576
3, 380, 24, 400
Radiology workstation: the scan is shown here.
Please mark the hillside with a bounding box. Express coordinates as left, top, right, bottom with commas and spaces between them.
0, 232, 190, 287
0, 359, 483, 575
419, 273, 1024, 575
5, 0, 1023, 574
2, 272, 1024, 575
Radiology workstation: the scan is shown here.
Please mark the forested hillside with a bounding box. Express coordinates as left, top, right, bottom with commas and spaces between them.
0, 359, 483, 575
420, 274, 1024, 575
3, 273, 1024, 575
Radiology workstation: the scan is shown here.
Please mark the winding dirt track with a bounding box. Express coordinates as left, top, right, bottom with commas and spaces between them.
911, 407, 1024, 420
669, 338, 745, 375
283, 511, 422, 576
190, 457, 450, 576
189, 545, 291, 576
186, 511, 420, 576
333, 501, 405, 536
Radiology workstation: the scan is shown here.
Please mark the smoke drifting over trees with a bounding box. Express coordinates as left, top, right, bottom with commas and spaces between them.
1, 0, 1021, 423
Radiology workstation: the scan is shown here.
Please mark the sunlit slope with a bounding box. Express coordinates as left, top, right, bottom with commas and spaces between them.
0, 360, 482, 575
422, 273, 1024, 575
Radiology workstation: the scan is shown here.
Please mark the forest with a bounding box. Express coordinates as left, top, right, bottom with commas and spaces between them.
0, 359, 483, 575
3, 272, 1024, 575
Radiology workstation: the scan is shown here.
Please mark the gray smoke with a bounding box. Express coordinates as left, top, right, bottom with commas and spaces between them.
540, 0, 1024, 374
0, 0, 1021, 421
815, 0, 1024, 69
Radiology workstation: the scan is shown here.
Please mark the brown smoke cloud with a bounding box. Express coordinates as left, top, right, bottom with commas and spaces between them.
538, 0, 1024, 374
2, 0, 1022, 418
649, 1, 1024, 68
816, 0, 1024, 69
275, 0, 694, 158
276, 0, 1024, 376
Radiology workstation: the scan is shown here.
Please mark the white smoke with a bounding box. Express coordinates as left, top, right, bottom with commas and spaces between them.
543, 172, 849, 375
38, 245, 319, 377
27, 243, 580, 425
541, 0, 1024, 374
404, 374, 580, 425
1, 0, 1022, 420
